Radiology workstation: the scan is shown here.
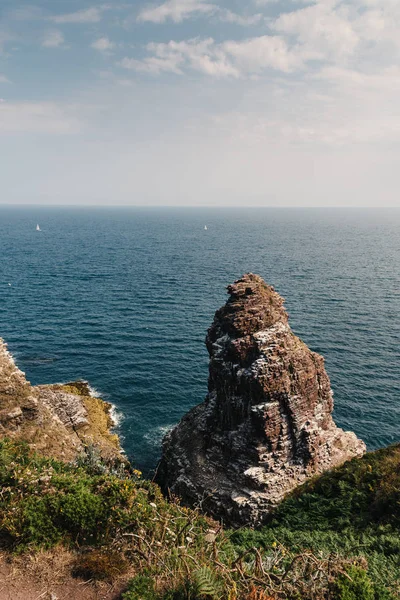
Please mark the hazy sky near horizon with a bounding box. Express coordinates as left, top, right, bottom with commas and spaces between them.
1, 0, 400, 206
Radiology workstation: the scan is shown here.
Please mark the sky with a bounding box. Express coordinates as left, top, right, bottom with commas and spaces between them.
1, 0, 400, 206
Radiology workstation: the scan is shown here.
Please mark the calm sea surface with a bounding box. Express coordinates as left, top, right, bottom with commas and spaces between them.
0, 207, 399, 473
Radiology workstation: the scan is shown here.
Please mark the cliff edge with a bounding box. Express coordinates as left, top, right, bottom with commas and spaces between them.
157, 273, 366, 526
0, 338, 121, 462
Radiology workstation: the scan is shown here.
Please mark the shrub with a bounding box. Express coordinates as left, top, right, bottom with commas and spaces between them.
123, 575, 157, 600
0, 439, 175, 550
334, 566, 375, 600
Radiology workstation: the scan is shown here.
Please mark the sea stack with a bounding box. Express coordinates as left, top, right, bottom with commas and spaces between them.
157, 274, 366, 526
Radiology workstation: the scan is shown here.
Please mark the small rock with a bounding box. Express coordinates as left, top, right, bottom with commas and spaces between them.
5, 407, 23, 421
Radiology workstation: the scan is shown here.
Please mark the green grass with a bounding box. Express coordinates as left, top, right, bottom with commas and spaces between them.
230, 445, 400, 599
1, 439, 399, 599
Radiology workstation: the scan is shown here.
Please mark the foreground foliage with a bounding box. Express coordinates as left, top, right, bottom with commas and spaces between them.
0, 439, 399, 599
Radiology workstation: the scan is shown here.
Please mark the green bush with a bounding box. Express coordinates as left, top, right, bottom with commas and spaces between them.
334, 566, 374, 600
123, 575, 157, 600
123, 577, 195, 600
0, 439, 206, 551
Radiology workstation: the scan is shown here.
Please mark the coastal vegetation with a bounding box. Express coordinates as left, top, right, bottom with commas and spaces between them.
1, 438, 399, 599
0, 277, 398, 599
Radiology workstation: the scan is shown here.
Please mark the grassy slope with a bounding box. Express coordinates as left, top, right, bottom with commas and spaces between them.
232, 444, 400, 598
0, 439, 399, 599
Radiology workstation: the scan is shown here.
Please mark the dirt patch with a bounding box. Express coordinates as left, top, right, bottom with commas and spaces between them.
0, 550, 129, 600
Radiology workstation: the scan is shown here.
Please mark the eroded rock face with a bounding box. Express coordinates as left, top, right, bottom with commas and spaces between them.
0, 338, 122, 463
157, 274, 366, 526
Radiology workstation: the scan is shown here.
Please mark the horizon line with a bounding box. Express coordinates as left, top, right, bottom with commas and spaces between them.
0, 204, 399, 209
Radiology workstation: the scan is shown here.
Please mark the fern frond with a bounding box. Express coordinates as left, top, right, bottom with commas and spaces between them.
194, 566, 223, 599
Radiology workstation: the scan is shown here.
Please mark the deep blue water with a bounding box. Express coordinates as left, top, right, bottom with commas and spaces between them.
0, 207, 399, 474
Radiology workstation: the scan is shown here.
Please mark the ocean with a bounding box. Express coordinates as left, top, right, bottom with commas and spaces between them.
0, 206, 399, 474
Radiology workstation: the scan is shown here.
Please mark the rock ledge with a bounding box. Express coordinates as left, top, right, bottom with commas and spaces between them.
0, 339, 122, 463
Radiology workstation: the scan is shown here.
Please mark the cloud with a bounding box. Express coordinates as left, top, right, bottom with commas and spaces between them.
315, 65, 400, 91
203, 65, 400, 148
42, 30, 65, 48
121, 1, 400, 83
219, 10, 263, 26
137, 0, 216, 23
119, 35, 301, 77
91, 37, 115, 52
0, 74, 10, 83
3, 1, 400, 207
222, 36, 301, 73
51, 7, 103, 24
0, 102, 82, 134
119, 57, 182, 74
253, 0, 280, 4
119, 51, 185, 75
130, 0, 400, 79
120, 39, 237, 76
272, 1, 360, 61
136, 0, 264, 25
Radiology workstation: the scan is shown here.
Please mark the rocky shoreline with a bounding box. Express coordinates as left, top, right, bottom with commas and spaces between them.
0, 339, 122, 463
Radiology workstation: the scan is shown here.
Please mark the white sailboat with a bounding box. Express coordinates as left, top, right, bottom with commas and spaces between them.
204, 225, 208, 230
36, 224, 41, 231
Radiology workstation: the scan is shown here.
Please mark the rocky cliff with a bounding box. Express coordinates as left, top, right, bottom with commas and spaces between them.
0, 338, 121, 462
157, 274, 366, 526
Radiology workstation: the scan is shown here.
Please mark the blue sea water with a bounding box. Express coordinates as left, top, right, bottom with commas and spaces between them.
0, 206, 399, 474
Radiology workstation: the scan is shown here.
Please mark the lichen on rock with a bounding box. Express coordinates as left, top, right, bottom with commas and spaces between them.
156, 273, 366, 527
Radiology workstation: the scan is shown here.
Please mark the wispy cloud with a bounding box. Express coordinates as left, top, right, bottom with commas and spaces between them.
223, 35, 301, 73
42, 30, 65, 48
0, 74, 10, 83
50, 7, 104, 24
119, 35, 301, 77
120, 38, 237, 76
127, 0, 400, 80
0, 102, 82, 134
272, 2, 359, 61
91, 37, 115, 52
119, 50, 185, 74
137, 0, 216, 23
253, 0, 280, 5
136, 0, 263, 25
219, 10, 263, 26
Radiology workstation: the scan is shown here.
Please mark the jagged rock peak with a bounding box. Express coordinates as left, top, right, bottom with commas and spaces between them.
156, 274, 366, 527
216, 273, 288, 337
215, 273, 288, 338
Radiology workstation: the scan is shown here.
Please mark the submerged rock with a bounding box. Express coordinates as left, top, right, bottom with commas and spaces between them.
157, 273, 366, 526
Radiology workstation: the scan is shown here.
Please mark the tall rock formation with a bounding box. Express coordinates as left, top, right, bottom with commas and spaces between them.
0, 339, 122, 462
157, 274, 366, 526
